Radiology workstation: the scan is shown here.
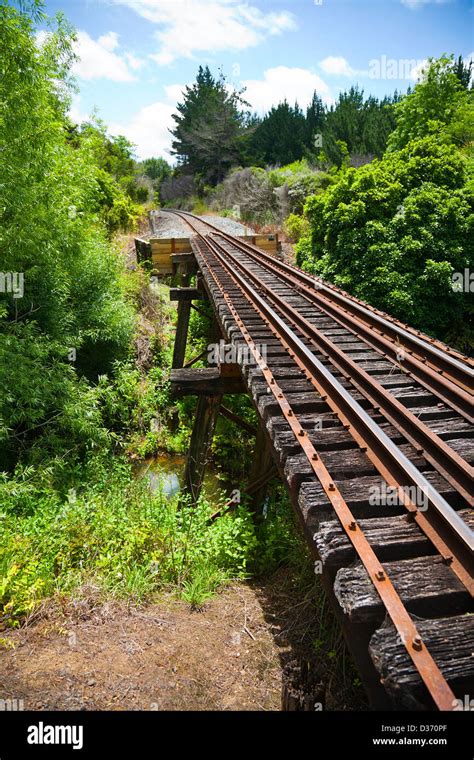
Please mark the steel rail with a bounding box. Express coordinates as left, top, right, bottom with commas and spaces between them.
211, 235, 474, 505
212, 233, 473, 421
193, 232, 458, 711
164, 209, 473, 396
164, 211, 473, 576
196, 232, 474, 590
163, 212, 474, 544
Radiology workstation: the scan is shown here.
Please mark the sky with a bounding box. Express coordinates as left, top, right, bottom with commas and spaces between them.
36, 0, 474, 161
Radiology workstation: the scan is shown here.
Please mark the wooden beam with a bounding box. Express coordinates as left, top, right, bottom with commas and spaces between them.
171, 252, 198, 285
184, 350, 208, 369
171, 253, 196, 266
169, 288, 205, 302
184, 395, 222, 501
219, 405, 257, 436
248, 424, 275, 516
135, 238, 151, 264
172, 301, 191, 369
170, 368, 245, 397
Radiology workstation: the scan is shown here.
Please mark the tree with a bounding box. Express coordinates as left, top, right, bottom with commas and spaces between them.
142, 157, 172, 183
297, 59, 473, 348
320, 87, 399, 166
305, 92, 326, 152
170, 66, 249, 185
451, 55, 473, 90
251, 101, 307, 166
387, 56, 471, 151
0, 1, 134, 467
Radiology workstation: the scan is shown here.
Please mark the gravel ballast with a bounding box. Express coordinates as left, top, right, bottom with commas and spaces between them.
149, 210, 254, 239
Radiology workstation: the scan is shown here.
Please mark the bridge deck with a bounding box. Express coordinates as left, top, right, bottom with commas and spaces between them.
161, 210, 474, 710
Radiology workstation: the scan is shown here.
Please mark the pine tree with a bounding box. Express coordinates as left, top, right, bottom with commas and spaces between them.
251, 101, 307, 166
170, 66, 248, 184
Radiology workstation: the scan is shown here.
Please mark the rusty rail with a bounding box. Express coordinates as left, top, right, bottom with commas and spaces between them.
162, 209, 474, 710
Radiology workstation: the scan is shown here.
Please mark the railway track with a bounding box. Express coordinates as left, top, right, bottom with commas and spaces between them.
161, 209, 474, 710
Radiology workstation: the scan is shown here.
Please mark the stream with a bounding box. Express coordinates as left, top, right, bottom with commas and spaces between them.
136, 453, 230, 502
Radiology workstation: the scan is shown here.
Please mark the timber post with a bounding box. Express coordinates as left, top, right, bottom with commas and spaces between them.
172, 300, 192, 369
170, 286, 206, 370
247, 423, 275, 517
183, 394, 223, 501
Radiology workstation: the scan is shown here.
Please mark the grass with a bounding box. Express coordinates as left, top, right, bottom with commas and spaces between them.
0, 459, 311, 626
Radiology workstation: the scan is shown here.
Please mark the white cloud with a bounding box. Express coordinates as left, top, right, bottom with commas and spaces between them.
110, 101, 177, 160
401, 0, 450, 8
73, 31, 136, 81
35, 30, 49, 47
164, 83, 187, 102
112, 0, 296, 65
319, 56, 355, 77
242, 66, 332, 114
69, 95, 89, 125
125, 52, 145, 71
97, 31, 120, 51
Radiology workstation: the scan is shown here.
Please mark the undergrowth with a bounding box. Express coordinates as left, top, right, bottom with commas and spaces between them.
0, 459, 302, 625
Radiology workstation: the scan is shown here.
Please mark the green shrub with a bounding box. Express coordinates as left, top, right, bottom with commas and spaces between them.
284, 213, 310, 242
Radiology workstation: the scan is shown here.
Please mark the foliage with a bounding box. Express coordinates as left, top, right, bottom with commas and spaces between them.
319, 87, 400, 168
387, 56, 473, 152
140, 156, 172, 203
171, 66, 251, 185
69, 119, 144, 229
251, 101, 307, 166
210, 160, 333, 223
0, 459, 260, 622
297, 59, 473, 345
0, 4, 142, 457
284, 213, 310, 243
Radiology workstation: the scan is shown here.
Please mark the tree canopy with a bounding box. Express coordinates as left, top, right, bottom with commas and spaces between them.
170, 66, 250, 185
297, 57, 474, 349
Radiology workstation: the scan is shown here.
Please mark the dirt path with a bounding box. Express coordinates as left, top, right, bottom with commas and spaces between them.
0, 571, 366, 712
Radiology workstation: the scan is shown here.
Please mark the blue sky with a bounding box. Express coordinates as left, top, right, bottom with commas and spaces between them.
36, 0, 473, 160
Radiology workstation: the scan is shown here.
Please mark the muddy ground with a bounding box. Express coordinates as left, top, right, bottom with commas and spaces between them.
0, 570, 366, 712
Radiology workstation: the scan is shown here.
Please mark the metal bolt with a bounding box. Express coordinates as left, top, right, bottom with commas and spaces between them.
412, 636, 423, 651
349, 521, 357, 531
375, 570, 385, 582
298, 429, 305, 436
443, 555, 453, 566
312, 453, 318, 461
288, 410, 293, 417
328, 483, 336, 492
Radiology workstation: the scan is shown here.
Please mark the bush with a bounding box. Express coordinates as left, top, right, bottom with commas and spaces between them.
298, 134, 472, 343
0, 459, 261, 622
297, 59, 473, 346
284, 213, 310, 242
